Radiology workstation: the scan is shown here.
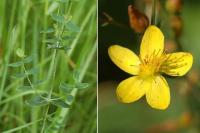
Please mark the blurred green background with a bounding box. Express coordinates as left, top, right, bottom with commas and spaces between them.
98, 0, 200, 133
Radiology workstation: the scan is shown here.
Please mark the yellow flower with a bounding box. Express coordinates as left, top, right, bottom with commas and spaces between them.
108, 25, 193, 110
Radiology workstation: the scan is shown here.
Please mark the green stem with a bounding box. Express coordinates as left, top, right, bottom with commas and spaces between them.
151, 0, 157, 25
0, 28, 18, 103
40, 49, 57, 133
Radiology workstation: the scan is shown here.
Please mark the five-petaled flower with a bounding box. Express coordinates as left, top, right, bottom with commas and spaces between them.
108, 25, 193, 110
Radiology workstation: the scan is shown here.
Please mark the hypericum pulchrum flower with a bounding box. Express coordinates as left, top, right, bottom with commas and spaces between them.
108, 25, 193, 110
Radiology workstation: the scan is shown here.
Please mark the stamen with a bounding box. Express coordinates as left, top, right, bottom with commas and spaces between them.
160, 53, 188, 74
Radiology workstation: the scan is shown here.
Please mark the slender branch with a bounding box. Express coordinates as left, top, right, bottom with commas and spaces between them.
40, 49, 57, 133
151, 0, 157, 25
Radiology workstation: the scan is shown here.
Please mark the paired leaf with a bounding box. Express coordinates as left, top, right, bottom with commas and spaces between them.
43, 39, 58, 44
11, 73, 27, 78
26, 68, 39, 75
40, 28, 55, 34
47, 44, 63, 49
51, 99, 70, 108
65, 21, 80, 32
73, 69, 80, 83
51, 13, 66, 23
23, 56, 33, 63
66, 95, 74, 103
8, 61, 23, 67
33, 80, 46, 87
17, 86, 32, 91
59, 82, 74, 93
75, 82, 89, 89
8, 56, 33, 67
49, 0, 69, 3
26, 95, 49, 107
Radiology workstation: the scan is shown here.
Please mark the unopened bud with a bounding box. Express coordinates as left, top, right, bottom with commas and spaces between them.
179, 112, 192, 128
128, 5, 149, 33
170, 15, 182, 37
187, 69, 200, 86
165, 40, 177, 53
166, 0, 182, 13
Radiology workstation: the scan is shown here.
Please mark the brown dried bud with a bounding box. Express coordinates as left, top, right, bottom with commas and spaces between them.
128, 5, 149, 33
166, 0, 182, 13
179, 112, 192, 128
170, 15, 182, 37
143, 0, 152, 4
165, 40, 177, 53
187, 69, 200, 86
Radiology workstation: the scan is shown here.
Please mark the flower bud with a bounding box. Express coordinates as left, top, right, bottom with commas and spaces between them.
166, 0, 182, 13
179, 112, 192, 128
128, 5, 149, 33
165, 40, 177, 53
170, 15, 182, 37
187, 69, 200, 86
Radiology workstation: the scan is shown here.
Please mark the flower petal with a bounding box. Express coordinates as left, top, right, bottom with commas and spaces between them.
116, 76, 149, 103
140, 25, 164, 60
146, 75, 170, 110
161, 52, 193, 76
108, 45, 141, 75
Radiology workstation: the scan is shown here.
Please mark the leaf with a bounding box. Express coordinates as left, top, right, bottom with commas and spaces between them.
43, 39, 58, 44
8, 56, 33, 67
26, 95, 49, 107
62, 35, 75, 40
49, 0, 69, 3
47, 2, 59, 15
73, 69, 80, 83
27, 68, 39, 75
75, 82, 89, 89
55, 0, 68, 3
40, 28, 55, 33
33, 80, 46, 87
11, 73, 26, 78
65, 21, 80, 32
59, 82, 74, 93
51, 13, 66, 23
17, 86, 32, 91
47, 44, 65, 50
62, 45, 71, 52
51, 99, 70, 108
66, 95, 74, 103
8, 61, 23, 67
23, 56, 33, 64
16, 48, 25, 58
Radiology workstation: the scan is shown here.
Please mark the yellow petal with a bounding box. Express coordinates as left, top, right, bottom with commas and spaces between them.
116, 76, 149, 103
160, 52, 193, 76
146, 75, 170, 110
108, 45, 140, 75
140, 25, 164, 60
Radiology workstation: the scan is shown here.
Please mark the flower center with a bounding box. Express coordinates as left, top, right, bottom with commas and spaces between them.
139, 50, 166, 77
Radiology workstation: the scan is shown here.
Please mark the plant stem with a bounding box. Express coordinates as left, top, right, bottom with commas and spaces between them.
151, 0, 157, 25
40, 49, 57, 133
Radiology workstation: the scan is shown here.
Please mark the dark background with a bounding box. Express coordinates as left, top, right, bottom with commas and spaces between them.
98, 0, 200, 133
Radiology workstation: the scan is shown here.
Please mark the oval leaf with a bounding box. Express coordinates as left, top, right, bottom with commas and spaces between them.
75, 83, 89, 89
59, 82, 74, 93
8, 61, 23, 67
51, 99, 70, 108
26, 95, 49, 107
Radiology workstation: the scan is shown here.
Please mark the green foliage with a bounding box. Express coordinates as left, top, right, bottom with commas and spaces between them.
26, 95, 49, 107
16, 48, 25, 58
40, 28, 55, 34
51, 98, 70, 108
0, 0, 96, 132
